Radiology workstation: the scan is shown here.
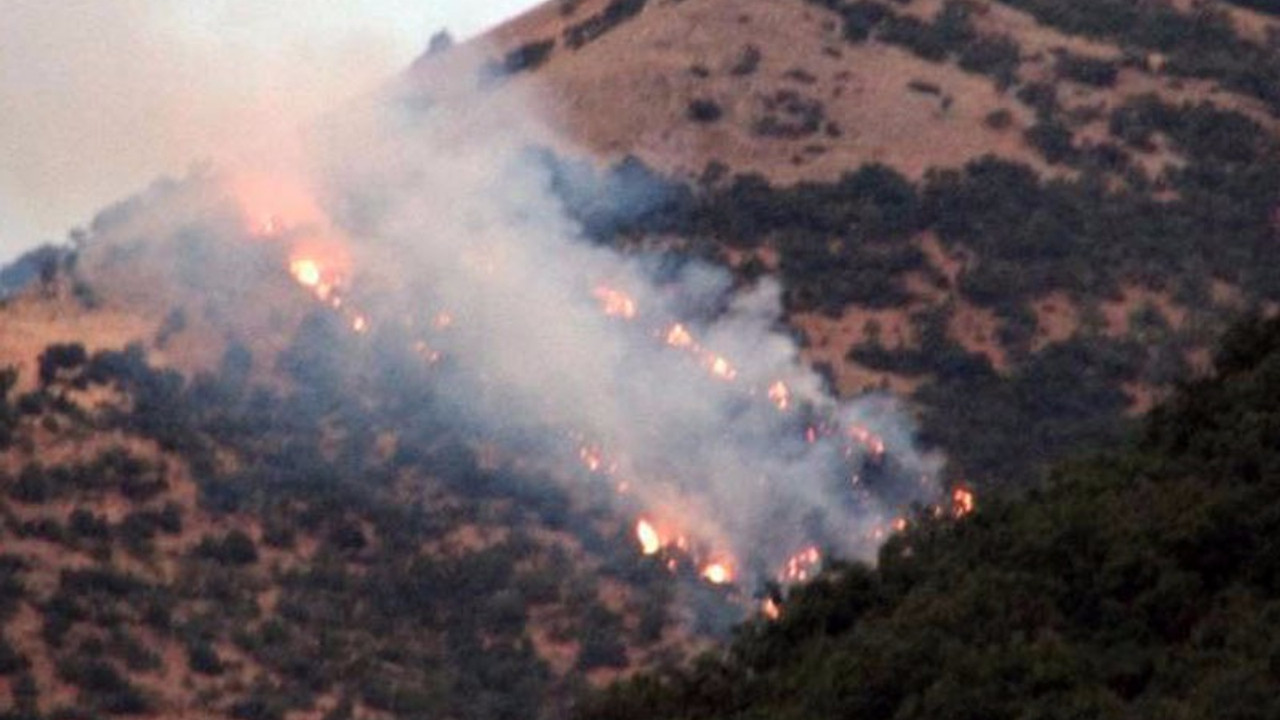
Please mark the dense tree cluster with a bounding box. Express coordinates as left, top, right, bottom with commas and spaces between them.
807, 0, 1024, 88
988, 0, 1280, 112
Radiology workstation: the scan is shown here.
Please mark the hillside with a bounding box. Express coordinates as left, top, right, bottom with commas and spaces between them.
0, 175, 761, 719
0, 280, 728, 719
414, 0, 1280, 485
1, 0, 1279, 718
576, 312, 1280, 719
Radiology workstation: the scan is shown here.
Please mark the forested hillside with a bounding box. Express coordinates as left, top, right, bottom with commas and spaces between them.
492, 0, 1280, 487
578, 313, 1280, 719
2, 0, 1279, 717
0, 316, 736, 719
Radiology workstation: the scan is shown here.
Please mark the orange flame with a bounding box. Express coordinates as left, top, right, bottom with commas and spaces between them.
782, 546, 822, 583
952, 487, 976, 517
762, 597, 782, 620
702, 562, 733, 585
665, 323, 695, 349
849, 424, 887, 457
593, 286, 638, 319
579, 446, 605, 474
705, 354, 738, 381
768, 381, 791, 411
290, 258, 323, 288
636, 519, 661, 555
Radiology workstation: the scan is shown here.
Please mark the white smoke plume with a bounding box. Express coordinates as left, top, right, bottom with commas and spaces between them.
285, 54, 945, 581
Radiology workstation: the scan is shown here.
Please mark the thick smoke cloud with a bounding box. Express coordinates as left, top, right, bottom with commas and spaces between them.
43, 26, 942, 584
301, 62, 942, 579
0, 1, 539, 262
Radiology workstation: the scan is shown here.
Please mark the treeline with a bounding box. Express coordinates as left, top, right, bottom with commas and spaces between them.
807, 0, 1025, 88
576, 314, 1280, 719
988, 0, 1280, 112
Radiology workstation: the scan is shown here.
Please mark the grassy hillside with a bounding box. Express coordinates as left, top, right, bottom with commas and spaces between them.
576, 313, 1280, 720
432, 0, 1280, 486
1, 0, 1279, 717
0, 312, 729, 719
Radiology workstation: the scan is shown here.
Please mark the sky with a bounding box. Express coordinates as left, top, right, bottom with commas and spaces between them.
0, 0, 542, 261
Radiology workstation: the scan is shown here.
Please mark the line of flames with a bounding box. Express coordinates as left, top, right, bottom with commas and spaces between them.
255, 211, 977, 618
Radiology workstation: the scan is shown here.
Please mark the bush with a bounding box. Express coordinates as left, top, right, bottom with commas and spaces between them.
1056, 51, 1120, 87
9, 466, 51, 504
57, 658, 151, 714
729, 45, 762, 75
68, 509, 111, 541
196, 530, 259, 566
1025, 119, 1077, 164
38, 343, 87, 387
0, 634, 29, 675
958, 34, 1022, 87
564, 0, 648, 48
686, 99, 724, 123
187, 641, 225, 676
985, 108, 1014, 130
490, 39, 556, 77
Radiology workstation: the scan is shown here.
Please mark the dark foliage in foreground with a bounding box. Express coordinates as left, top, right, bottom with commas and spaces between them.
577, 315, 1280, 719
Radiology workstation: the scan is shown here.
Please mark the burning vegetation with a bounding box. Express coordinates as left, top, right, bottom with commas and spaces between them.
233, 173, 970, 611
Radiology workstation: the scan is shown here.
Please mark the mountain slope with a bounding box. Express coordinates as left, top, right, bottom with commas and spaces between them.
1, 0, 1279, 717
576, 313, 1280, 719
416, 0, 1280, 485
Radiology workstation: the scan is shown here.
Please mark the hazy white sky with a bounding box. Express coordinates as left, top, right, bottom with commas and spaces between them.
0, 0, 542, 260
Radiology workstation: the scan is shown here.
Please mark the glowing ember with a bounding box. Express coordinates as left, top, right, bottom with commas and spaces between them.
290, 258, 323, 288
705, 354, 738, 381
952, 486, 976, 517
782, 546, 822, 583
413, 341, 442, 364
892, 516, 909, 533
258, 215, 283, 236
665, 324, 695, 349
434, 312, 454, 330
593, 286, 638, 319
579, 446, 605, 473
636, 520, 662, 555
762, 597, 782, 621
702, 562, 733, 585
849, 425, 887, 457
768, 381, 791, 410
352, 316, 369, 334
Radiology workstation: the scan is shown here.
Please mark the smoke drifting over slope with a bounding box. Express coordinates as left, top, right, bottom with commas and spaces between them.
0, 1, 541, 261
63, 39, 944, 589
279, 61, 945, 580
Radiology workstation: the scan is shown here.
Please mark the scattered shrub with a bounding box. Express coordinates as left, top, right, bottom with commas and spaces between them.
687, 99, 724, 123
